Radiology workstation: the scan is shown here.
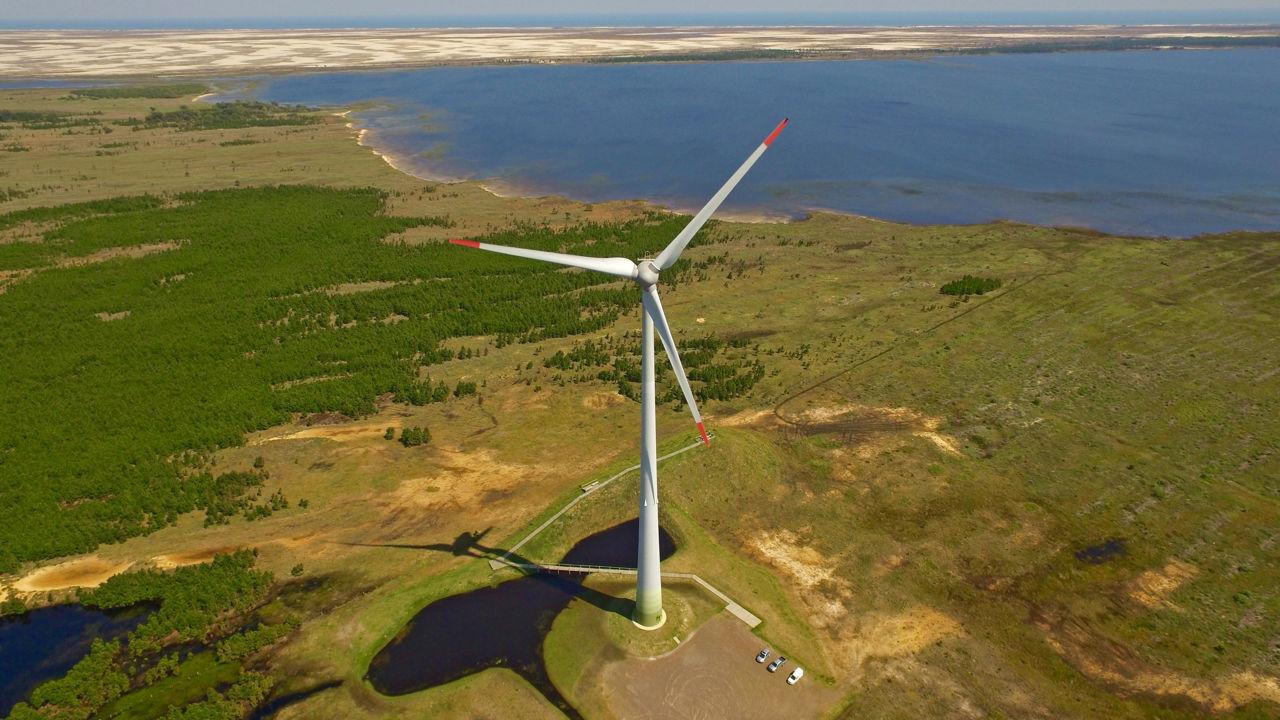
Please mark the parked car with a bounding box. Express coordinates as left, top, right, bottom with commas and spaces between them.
755, 648, 771, 663
768, 657, 787, 672
787, 667, 805, 685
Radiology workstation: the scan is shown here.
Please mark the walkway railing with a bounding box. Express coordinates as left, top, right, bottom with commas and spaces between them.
495, 435, 712, 564
486, 453, 764, 630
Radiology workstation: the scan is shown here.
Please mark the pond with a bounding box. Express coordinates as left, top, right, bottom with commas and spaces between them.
365, 519, 676, 719
0, 602, 152, 715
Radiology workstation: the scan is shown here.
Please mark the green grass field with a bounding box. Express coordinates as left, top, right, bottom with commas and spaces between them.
0, 84, 1277, 720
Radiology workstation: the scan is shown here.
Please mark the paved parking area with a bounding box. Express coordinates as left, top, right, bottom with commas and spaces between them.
600, 613, 838, 720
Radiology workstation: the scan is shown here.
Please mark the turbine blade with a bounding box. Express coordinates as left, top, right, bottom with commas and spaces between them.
449, 238, 638, 279
652, 118, 788, 271
641, 286, 709, 446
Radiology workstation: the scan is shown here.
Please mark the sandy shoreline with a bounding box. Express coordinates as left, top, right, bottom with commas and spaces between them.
345, 116, 792, 224
3, 24, 1277, 78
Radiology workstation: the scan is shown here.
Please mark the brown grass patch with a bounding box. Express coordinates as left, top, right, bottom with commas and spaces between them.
95, 309, 131, 322
270, 373, 352, 391
715, 408, 773, 427
872, 552, 905, 576
322, 279, 407, 295
732, 404, 960, 459
56, 240, 182, 268
0, 220, 55, 245
582, 390, 625, 410
0, 268, 33, 294
15, 555, 132, 592
1034, 605, 1280, 712
794, 404, 961, 459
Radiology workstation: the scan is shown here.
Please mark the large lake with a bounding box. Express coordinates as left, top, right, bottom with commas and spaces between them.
236, 50, 1280, 237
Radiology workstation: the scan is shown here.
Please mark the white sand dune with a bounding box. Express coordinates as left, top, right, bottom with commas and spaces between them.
1, 25, 1274, 77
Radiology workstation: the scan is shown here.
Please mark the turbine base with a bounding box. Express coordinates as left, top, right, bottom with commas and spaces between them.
631, 608, 667, 632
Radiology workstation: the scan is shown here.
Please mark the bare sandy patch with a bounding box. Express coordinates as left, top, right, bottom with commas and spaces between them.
915, 430, 962, 456
749, 529, 840, 592
56, 241, 182, 268
1127, 559, 1198, 609
854, 606, 963, 660
253, 420, 399, 445
15, 556, 132, 592
95, 310, 131, 322
152, 545, 239, 570
383, 447, 529, 512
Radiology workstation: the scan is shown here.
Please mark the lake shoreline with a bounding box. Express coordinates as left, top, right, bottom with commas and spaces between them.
350, 121, 797, 225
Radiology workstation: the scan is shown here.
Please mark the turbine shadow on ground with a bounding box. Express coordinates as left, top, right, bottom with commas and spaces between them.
340, 528, 637, 620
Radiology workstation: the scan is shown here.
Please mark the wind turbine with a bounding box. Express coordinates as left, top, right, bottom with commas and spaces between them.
450, 118, 788, 628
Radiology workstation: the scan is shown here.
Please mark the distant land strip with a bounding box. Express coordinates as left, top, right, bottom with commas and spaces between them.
2, 24, 1279, 78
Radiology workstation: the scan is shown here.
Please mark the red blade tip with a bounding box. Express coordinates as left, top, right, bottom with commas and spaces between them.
696, 422, 710, 447
449, 238, 480, 248
763, 118, 789, 146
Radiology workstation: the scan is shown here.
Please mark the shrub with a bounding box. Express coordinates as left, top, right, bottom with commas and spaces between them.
1, 595, 26, 616
400, 426, 430, 447
940, 275, 1002, 296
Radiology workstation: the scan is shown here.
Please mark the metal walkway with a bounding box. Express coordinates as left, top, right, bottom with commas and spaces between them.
495, 436, 711, 564
488, 558, 762, 628
485, 431, 763, 629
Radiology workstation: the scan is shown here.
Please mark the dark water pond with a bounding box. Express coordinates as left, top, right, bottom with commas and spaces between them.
1075, 537, 1128, 564
0, 603, 151, 715
365, 519, 676, 719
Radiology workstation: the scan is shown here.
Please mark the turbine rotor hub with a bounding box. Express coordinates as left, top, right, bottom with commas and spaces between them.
636, 261, 660, 287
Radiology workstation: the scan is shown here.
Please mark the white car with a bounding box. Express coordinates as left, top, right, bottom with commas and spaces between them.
755, 648, 770, 663
787, 667, 804, 685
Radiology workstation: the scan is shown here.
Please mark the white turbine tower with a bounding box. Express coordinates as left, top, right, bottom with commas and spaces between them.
450, 118, 788, 628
